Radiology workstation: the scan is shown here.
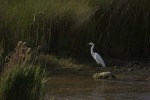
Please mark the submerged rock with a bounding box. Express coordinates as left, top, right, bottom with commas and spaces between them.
93, 72, 116, 79
128, 68, 133, 71
146, 77, 150, 80
77, 68, 83, 71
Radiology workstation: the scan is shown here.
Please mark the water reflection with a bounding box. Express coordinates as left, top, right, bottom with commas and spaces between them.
46, 74, 150, 100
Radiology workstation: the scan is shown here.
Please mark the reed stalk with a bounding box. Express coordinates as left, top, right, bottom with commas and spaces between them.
0, 41, 48, 100
0, 0, 150, 58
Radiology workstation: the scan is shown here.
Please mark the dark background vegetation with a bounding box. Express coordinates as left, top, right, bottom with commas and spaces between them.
0, 0, 150, 60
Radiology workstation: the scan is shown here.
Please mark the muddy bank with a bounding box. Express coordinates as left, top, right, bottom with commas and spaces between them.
47, 59, 150, 80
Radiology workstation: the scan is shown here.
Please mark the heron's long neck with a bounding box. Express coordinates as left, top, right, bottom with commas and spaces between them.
90, 45, 94, 56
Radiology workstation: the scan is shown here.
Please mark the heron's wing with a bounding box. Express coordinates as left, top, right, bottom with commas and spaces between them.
94, 53, 105, 67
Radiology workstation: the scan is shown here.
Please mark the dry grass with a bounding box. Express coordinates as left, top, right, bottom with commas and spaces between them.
4, 41, 31, 68
0, 41, 47, 100
4, 41, 41, 69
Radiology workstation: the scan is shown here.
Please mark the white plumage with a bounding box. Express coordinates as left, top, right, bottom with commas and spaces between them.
89, 42, 105, 67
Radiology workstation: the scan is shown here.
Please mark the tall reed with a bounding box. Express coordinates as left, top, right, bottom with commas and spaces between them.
0, 0, 150, 58
0, 65, 47, 100
0, 0, 92, 54
70, 0, 150, 58
0, 41, 48, 100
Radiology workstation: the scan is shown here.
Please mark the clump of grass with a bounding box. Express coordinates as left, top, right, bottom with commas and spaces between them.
0, 41, 48, 100
0, 65, 47, 100
4, 41, 41, 69
4, 41, 32, 69
37, 54, 84, 70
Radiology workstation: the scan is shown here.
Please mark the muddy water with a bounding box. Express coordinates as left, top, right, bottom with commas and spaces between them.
45, 73, 150, 100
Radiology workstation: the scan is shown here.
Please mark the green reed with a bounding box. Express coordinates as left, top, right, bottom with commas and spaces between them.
0, 41, 48, 100
0, 0, 150, 58
0, 0, 92, 53
0, 65, 47, 100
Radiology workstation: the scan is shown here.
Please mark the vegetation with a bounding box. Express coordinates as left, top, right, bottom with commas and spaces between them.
0, 0, 93, 55
0, 0, 150, 98
37, 54, 85, 70
0, 65, 47, 100
0, 0, 149, 59
0, 41, 48, 100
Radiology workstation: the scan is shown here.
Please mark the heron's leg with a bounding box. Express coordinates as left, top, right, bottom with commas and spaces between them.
102, 67, 107, 71
97, 66, 99, 73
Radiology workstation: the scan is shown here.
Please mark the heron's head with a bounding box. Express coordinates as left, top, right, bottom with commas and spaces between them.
89, 42, 94, 46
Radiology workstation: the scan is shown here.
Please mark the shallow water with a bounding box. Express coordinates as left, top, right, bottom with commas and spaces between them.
45, 73, 150, 100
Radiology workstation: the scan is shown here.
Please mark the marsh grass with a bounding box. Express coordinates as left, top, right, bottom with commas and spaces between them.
1, 0, 150, 58
0, 0, 93, 53
0, 65, 47, 100
37, 54, 85, 71
0, 41, 48, 100
4, 41, 32, 69
74, 0, 150, 57
0, 45, 4, 71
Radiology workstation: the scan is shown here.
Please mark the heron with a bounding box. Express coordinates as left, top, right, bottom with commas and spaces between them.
89, 42, 105, 72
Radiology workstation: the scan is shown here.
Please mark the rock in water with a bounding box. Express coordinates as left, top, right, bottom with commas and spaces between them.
93, 72, 116, 79
146, 77, 150, 80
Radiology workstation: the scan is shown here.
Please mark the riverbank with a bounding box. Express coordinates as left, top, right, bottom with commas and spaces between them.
38, 55, 150, 80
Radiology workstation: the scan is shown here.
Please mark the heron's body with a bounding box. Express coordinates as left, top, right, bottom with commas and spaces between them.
89, 42, 105, 72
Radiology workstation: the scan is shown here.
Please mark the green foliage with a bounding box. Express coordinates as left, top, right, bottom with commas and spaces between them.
0, 44, 4, 70
37, 55, 84, 70
0, 0, 92, 53
0, 65, 47, 100
0, 0, 150, 58
89, 0, 150, 57
0, 41, 48, 100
